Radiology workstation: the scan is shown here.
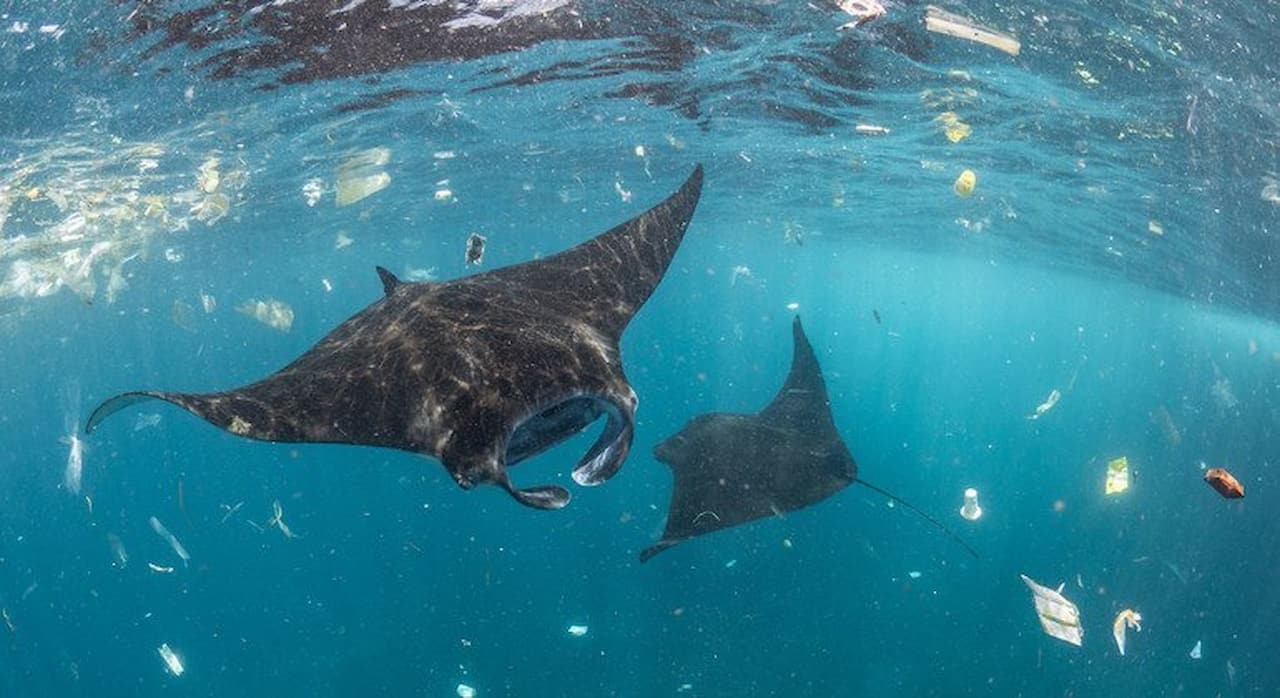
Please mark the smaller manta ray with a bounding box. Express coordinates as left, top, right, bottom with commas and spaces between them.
641, 316, 978, 562
86, 166, 704, 511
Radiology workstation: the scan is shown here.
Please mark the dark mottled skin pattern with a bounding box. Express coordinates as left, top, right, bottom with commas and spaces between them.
87, 166, 704, 509
642, 317, 855, 561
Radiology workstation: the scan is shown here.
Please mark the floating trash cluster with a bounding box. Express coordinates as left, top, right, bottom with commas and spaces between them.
0, 136, 248, 305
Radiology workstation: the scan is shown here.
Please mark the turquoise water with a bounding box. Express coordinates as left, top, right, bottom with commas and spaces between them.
2, 1, 1279, 695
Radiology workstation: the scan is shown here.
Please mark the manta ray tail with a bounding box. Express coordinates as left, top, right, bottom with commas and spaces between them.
856, 479, 981, 559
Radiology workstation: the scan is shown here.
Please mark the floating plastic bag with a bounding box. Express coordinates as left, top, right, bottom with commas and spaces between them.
1021, 574, 1083, 646
1112, 609, 1141, 656
1105, 456, 1130, 495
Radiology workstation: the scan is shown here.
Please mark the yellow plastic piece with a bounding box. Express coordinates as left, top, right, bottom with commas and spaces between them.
953, 169, 977, 197
1105, 456, 1130, 495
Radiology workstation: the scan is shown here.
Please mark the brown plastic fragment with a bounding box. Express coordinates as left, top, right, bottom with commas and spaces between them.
1204, 467, 1244, 499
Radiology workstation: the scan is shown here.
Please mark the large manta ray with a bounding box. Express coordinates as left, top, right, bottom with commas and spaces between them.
642, 316, 977, 562
86, 165, 704, 510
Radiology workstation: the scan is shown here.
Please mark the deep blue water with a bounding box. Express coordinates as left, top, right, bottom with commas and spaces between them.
2, 1, 1279, 696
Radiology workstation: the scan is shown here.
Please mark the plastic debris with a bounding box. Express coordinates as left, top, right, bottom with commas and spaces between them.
134, 413, 162, 431
1021, 574, 1083, 647
267, 499, 299, 539
1112, 609, 1141, 656
335, 232, 354, 249
220, 501, 244, 524
63, 433, 84, 495
1190, 640, 1202, 659
959, 488, 982, 521
107, 532, 128, 567
1148, 220, 1164, 236
1204, 467, 1244, 499
924, 5, 1021, 56
456, 683, 476, 698
953, 169, 977, 197
936, 112, 972, 143
729, 265, 752, 287
157, 643, 185, 676
147, 562, 175, 574
302, 178, 324, 207
1026, 388, 1061, 420
1, 608, 13, 633
854, 124, 891, 136
908, 570, 922, 579
567, 624, 589, 637
149, 516, 190, 567
836, 0, 885, 30
236, 298, 294, 332
465, 233, 487, 266
335, 147, 391, 207
1105, 456, 1130, 495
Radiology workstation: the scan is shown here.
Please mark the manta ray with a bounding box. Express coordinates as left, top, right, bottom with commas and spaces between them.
86, 165, 704, 510
641, 316, 977, 562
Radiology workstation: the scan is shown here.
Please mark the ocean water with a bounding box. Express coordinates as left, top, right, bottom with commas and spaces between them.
2, 1, 1279, 696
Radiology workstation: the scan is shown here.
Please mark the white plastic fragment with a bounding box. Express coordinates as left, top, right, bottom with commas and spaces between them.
236, 298, 294, 332
63, 433, 84, 495
148, 562, 176, 574
1112, 609, 1141, 656
149, 516, 190, 567
1190, 640, 1202, 659
1021, 574, 1083, 647
567, 624, 589, 637
268, 500, 299, 539
456, 683, 476, 698
908, 571, 922, 579
335, 147, 392, 207
1026, 388, 1061, 420
107, 533, 128, 567
157, 643, 185, 676
836, 0, 885, 29
959, 487, 982, 521
924, 5, 1021, 56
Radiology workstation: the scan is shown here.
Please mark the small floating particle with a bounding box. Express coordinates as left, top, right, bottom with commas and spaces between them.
147, 562, 175, 574
456, 683, 476, 698
908, 570, 922, 579
567, 624, 589, 637
854, 124, 891, 136
434, 188, 454, 202
1148, 220, 1164, 236
786, 302, 800, 311
1190, 640, 1202, 659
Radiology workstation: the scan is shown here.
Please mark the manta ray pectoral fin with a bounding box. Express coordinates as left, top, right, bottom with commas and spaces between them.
571, 397, 635, 486
375, 266, 401, 296
85, 391, 168, 433
501, 479, 571, 510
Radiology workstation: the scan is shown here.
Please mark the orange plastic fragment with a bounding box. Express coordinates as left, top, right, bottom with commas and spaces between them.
1204, 467, 1244, 499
